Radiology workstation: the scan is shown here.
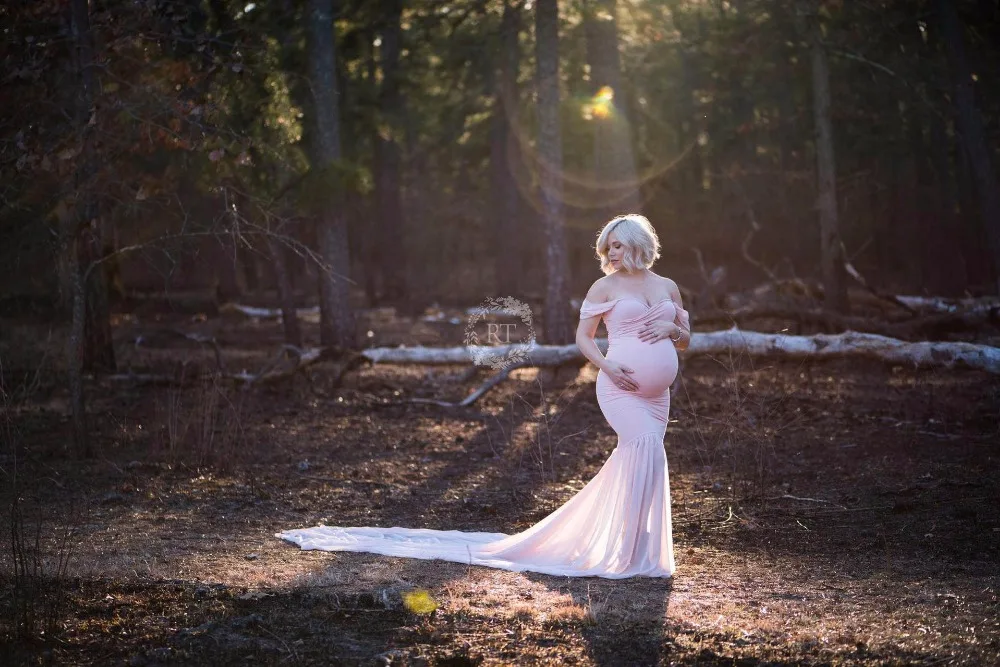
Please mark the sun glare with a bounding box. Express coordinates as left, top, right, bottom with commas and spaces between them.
583, 85, 615, 120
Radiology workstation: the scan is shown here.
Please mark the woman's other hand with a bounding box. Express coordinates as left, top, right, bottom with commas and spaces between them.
637, 319, 680, 344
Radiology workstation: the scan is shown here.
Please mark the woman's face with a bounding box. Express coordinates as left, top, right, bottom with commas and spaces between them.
606, 231, 626, 271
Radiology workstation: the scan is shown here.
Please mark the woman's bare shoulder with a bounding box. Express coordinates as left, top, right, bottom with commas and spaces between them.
652, 273, 682, 300
646, 271, 675, 288
667, 279, 685, 304
584, 275, 614, 302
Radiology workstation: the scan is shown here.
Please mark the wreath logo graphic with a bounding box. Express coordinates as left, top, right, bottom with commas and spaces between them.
463, 296, 536, 370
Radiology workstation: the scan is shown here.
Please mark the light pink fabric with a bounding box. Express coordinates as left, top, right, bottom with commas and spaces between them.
275, 297, 685, 579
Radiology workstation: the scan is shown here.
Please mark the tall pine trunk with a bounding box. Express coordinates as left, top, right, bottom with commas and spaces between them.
584, 0, 641, 217
924, 19, 967, 295
805, 4, 848, 313
928, 110, 965, 294
375, 0, 409, 309
535, 0, 573, 344
80, 228, 114, 373
490, 0, 524, 298
264, 219, 302, 347
70, 0, 115, 377
67, 0, 105, 455
678, 40, 703, 231
937, 0, 1000, 293
362, 33, 380, 306
903, 103, 935, 289
307, 0, 356, 347
777, 34, 800, 259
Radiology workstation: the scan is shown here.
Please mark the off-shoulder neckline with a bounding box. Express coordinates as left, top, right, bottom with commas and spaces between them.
582, 295, 672, 310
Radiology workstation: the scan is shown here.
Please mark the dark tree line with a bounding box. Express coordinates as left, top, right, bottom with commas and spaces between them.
1, 0, 999, 453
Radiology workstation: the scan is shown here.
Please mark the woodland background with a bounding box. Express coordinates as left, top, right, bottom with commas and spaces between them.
4, 0, 1000, 331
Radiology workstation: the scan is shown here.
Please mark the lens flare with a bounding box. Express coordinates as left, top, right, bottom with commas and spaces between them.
584, 86, 615, 120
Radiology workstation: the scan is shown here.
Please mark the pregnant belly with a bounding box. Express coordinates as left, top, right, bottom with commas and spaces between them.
603, 337, 679, 397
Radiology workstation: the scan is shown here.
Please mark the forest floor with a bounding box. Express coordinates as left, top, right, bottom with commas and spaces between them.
1, 304, 999, 666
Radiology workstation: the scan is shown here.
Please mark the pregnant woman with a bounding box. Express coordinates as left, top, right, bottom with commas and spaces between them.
276, 213, 691, 579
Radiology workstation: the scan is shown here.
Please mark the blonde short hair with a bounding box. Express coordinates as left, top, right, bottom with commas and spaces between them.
595, 214, 661, 275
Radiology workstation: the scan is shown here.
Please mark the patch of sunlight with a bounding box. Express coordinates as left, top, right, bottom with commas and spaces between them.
510, 366, 539, 381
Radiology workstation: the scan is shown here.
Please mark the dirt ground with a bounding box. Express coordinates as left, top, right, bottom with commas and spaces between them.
1, 306, 999, 666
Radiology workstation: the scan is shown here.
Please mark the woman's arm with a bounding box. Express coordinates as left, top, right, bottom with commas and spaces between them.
668, 280, 691, 352
576, 283, 612, 373
577, 316, 612, 373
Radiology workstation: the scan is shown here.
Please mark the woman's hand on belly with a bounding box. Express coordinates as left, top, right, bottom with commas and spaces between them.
603, 360, 640, 392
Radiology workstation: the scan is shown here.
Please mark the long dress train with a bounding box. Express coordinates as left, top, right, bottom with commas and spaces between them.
275, 297, 690, 579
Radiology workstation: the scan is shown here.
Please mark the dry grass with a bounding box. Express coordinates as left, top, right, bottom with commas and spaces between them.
152, 371, 249, 471
1, 307, 997, 664
0, 362, 83, 644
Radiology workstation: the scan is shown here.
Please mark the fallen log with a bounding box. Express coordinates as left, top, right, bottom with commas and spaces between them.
895, 295, 1000, 314
112, 344, 326, 386
362, 329, 1000, 374
693, 306, 1000, 339
685, 329, 999, 373
220, 303, 320, 319
226, 345, 325, 384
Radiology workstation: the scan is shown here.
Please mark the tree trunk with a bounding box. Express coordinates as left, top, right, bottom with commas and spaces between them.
80, 225, 115, 373
777, 47, 800, 259
729, 60, 757, 240
307, 0, 356, 347
69, 0, 115, 376
67, 0, 110, 455
675, 39, 703, 242
375, 0, 409, 309
805, 5, 849, 313
267, 235, 303, 348
535, 0, 574, 344
490, 0, 524, 298
362, 33, 381, 307
924, 19, 967, 295
927, 110, 966, 295
584, 0, 641, 216
212, 229, 245, 304
956, 133, 990, 288
937, 0, 1000, 293
903, 103, 936, 290
68, 231, 90, 456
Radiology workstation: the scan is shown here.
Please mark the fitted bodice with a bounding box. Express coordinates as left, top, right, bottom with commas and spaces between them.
579, 296, 690, 345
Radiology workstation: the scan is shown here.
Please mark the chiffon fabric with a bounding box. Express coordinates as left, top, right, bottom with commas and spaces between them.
275, 296, 690, 579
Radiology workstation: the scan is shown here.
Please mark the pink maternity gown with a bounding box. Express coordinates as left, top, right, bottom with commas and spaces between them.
275, 296, 690, 579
